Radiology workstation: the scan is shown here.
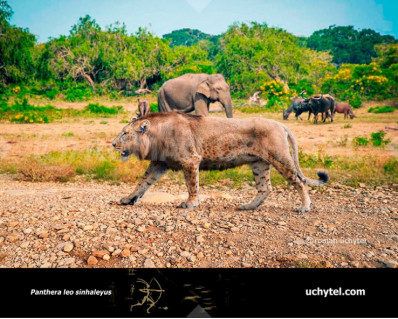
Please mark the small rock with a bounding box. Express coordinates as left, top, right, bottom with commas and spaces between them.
63, 242, 74, 253
103, 254, 110, 261
87, 256, 98, 266
121, 249, 130, 258
383, 260, 397, 268
23, 228, 33, 234
40, 263, 52, 268
230, 227, 239, 232
83, 225, 94, 231
197, 252, 204, 259
188, 255, 197, 262
38, 232, 49, 239
242, 262, 253, 268
138, 249, 148, 255
181, 251, 191, 258
277, 221, 287, 226
7, 221, 18, 227
92, 250, 109, 258
196, 235, 205, 243
20, 241, 30, 249
112, 249, 122, 256
203, 223, 211, 229
144, 259, 156, 268
359, 183, 366, 188
297, 253, 308, 259
64, 258, 76, 265
137, 226, 146, 232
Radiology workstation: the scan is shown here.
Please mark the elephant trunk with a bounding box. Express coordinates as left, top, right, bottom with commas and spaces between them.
222, 95, 233, 118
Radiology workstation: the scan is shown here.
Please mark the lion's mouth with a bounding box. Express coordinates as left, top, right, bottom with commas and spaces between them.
116, 149, 130, 162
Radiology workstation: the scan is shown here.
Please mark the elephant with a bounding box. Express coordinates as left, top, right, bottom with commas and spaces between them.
157, 73, 233, 118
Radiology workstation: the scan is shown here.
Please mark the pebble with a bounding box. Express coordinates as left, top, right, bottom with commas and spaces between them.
87, 256, 98, 266
121, 249, 130, 258
231, 227, 239, 232
144, 259, 156, 268
112, 249, 122, 256
40, 263, 52, 268
103, 254, 110, 261
63, 242, 74, 252
92, 250, 109, 258
181, 251, 191, 258
137, 226, 146, 232
20, 241, 30, 249
383, 260, 397, 268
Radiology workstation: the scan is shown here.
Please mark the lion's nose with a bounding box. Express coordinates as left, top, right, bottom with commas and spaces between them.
112, 141, 116, 147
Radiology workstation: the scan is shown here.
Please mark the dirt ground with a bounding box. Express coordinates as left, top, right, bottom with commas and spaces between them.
0, 100, 397, 268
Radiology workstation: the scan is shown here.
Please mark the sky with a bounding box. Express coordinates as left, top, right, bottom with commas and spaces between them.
7, 0, 398, 42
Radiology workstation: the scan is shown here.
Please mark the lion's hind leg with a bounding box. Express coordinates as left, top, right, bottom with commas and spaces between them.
239, 161, 272, 210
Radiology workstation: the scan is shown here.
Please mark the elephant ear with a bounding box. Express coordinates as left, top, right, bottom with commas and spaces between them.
197, 81, 211, 99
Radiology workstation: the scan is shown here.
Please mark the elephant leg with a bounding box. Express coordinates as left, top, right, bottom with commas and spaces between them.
119, 162, 167, 205
194, 94, 210, 116
157, 89, 172, 113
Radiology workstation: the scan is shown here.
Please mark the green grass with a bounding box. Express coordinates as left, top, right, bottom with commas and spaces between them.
62, 131, 74, 137
343, 124, 352, 129
353, 136, 369, 147
368, 106, 396, 113
0, 149, 397, 188
370, 131, 390, 147
0, 99, 124, 123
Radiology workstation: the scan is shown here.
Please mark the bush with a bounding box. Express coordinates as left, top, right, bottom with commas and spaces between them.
84, 103, 123, 114
65, 87, 92, 102
349, 94, 362, 108
150, 103, 158, 113
368, 106, 396, 113
370, 131, 390, 147
353, 136, 369, 147
18, 160, 75, 182
384, 158, 398, 174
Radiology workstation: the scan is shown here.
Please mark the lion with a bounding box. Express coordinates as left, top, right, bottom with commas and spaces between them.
112, 101, 329, 212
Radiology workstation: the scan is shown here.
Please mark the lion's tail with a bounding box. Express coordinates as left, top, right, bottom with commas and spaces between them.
285, 126, 329, 186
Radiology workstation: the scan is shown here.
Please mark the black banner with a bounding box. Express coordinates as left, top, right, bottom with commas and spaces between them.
1, 268, 397, 317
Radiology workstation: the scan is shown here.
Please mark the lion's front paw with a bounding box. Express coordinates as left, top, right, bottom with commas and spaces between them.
177, 201, 197, 209
294, 206, 311, 213
120, 196, 138, 205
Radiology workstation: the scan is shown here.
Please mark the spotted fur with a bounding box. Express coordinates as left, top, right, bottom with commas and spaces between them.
112, 110, 329, 212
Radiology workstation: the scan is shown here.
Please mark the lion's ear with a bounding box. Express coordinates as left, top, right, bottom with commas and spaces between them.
136, 120, 150, 133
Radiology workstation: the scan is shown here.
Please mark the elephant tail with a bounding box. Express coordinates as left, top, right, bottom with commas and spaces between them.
157, 88, 172, 113
285, 125, 329, 186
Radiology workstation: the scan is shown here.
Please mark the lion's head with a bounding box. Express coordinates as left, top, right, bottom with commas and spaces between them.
112, 100, 151, 161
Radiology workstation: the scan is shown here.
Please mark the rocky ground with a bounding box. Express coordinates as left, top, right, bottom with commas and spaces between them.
0, 175, 397, 268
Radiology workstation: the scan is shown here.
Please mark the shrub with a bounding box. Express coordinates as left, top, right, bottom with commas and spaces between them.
349, 94, 362, 108
150, 103, 159, 113
368, 106, 396, 113
343, 124, 352, 129
84, 103, 123, 114
384, 158, 398, 174
370, 131, 390, 147
353, 136, 369, 147
18, 160, 75, 182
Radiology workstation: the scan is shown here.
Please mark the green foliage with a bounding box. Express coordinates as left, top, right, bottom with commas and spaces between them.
62, 132, 74, 137
0, 1, 36, 86
163, 28, 219, 47
368, 106, 395, 113
307, 25, 396, 65
349, 94, 362, 108
353, 136, 369, 147
84, 103, 122, 114
383, 158, 398, 174
0, 99, 123, 123
370, 131, 390, 147
149, 103, 158, 113
321, 62, 395, 101
215, 22, 333, 97
343, 124, 352, 129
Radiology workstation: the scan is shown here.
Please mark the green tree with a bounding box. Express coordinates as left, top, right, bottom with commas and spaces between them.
0, 0, 36, 86
216, 22, 333, 97
307, 25, 396, 65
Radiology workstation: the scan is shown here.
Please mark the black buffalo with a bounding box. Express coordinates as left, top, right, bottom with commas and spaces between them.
295, 94, 335, 124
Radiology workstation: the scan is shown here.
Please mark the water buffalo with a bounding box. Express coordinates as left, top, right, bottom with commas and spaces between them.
295, 94, 335, 124
283, 97, 305, 120
334, 102, 356, 119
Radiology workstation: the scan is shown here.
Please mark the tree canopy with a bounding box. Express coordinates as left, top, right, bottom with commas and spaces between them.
307, 25, 396, 65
